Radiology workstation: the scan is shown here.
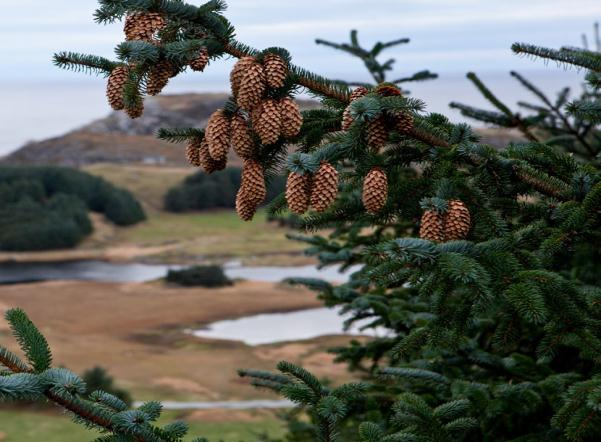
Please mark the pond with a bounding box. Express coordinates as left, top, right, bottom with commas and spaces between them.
0, 260, 361, 284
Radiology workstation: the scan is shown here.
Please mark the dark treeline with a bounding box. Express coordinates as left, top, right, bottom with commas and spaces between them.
0, 166, 145, 251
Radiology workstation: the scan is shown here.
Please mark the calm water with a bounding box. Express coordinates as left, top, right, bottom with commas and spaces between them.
0, 260, 360, 284
190, 306, 387, 345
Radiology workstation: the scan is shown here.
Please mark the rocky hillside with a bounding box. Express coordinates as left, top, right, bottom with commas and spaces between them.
2, 93, 523, 167
2, 93, 318, 167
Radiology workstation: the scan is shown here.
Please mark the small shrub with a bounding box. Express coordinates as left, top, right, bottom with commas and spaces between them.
82, 366, 132, 406
166, 265, 232, 287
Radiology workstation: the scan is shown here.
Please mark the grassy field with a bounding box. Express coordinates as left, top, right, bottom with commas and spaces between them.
0, 408, 286, 441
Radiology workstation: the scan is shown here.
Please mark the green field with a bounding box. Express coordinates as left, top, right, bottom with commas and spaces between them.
0, 408, 286, 442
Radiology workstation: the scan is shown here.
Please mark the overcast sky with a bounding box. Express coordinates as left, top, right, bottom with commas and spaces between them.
2, 0, 601, 83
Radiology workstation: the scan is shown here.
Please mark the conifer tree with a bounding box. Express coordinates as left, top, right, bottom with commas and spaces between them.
2, 2, 601, 441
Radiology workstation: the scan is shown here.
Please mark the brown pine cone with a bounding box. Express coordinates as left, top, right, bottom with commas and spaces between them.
106, 66, 129, 110
310, 162, 338, 212
341, 107, 354, 130
185, 139, 201, 167
237, 62, 266, 110
230, 56, 256, 96
395, 112, 414, 134
254, 99, 281, 145
443, 200, 471, 240
280, 97, 303, 138
263, 53, 288, 89
236, 185, 258, 221
146, 60, 175, 96
362, 167, 388, 214
349, 86, 369, 102
419, 210, 444, 242
375, 83, 402, 97
367, 116, 388, 150
205, 109, 231, 162
124, 12, 165, 41
190, 47, 209, 71
231, 113, 254, 159
241, 159, 266, 206
198, 139, 226, 173
125, 99, 144, 119
286, 172, 311, 215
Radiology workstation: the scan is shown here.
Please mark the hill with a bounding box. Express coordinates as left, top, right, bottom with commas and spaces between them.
2, 93, 319, 167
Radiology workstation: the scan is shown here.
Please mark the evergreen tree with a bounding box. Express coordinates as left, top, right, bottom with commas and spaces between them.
1, 2, 601, 440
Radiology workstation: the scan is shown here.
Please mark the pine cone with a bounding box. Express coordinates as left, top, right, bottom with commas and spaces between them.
241, 159, 266, 206
106, 66, 129, 110
280, 97, 302, 138
124, 12, 165, 41
375, 83, 402, 97
236, 185, 258, 221
146, 60, 175, 96
237, 62, 266, 110
190, 47, 209, 71
230, 56, 256, 96
341, 107, 354, 131
263, 53, 288, 89
349, 86, 369, 102
185, 139, 201, 167
362, 167, 388, 214
443, 200, 471, 240
367, 116, 388, 150
286, 172, 311, 215
198, 139, 226, 173
254, 99, 281, 145
419, 210, 444, 242
231, 113, 254, 159
205, 109, 231, 162
125, 99, 144, 119
310, 162, 338, 212
395, 112, 414, 134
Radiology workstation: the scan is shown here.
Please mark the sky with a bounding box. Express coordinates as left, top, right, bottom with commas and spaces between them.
0, 0, 599, 154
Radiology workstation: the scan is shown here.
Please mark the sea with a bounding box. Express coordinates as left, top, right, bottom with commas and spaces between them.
0, 69, 584, 157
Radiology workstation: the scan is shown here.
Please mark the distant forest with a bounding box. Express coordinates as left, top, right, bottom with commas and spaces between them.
0, 166, 145, 251
165, 167, 286, 212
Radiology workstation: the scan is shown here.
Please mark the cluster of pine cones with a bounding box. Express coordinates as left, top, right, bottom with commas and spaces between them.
106, 12, 210, 119
285, 162, 339, 215
185, 52, 304, 221
419, 200, 471, 242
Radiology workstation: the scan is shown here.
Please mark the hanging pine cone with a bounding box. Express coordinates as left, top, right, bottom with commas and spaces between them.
106, 66, 129, 110
124, 12, 165, 41
419, 210, 444, 242
362, 167, 388, 214
263, 53, 288, 89
231, 113, 254, 159
341, 87, 369, 130
237, 62, 266, 110
310, 162, 338, 212
241, 159, 266, 206
205, 109, 231, 162
367, 116, 388, 150
341, 107, 354, 131
125, 99, 144, 119
280, 97, 302, 138
230, 56, 256, 96
375, 83, 402, 97
146, 60, 175, 96
254, 99, 281, 145
198, 139, 226, 174
286, 172, 311, 215
185, 139, 201, 167
349, 86, 369, 101
190, 47, 209, 71
443, 200, 471, 240
236, 186, 258, 221
395, 112, 414, 134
